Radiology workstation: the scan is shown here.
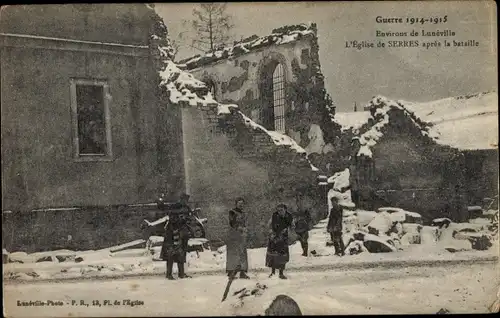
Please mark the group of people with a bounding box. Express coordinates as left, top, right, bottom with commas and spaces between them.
159, 192, 345, 280
226, 194, 345, 280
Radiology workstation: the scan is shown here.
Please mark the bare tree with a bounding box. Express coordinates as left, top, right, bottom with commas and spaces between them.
190, 3, 234, 53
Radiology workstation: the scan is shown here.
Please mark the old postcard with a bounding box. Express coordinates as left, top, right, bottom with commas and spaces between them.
2, 1, 498, 316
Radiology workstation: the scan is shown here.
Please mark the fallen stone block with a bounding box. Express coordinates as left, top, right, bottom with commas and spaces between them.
56, 255, 76, 263
150, 246, 162, 261
454, 232, 492, 250
421, 226, 439, 244
146, 236, 164, 249
467, 206, 483, 219
36, 256, 53, 263
443, 238, 472, 252
379, 207, 422, 224
401, 232, 421, 245
110, 239, 147, 253
75, 256, 84, 263
432, 218, 452, 229
363, 234, 396, 253
470, 235, 493, 250
450, 222, 484, 233
8, 251, 34, 264
111, 248, 150, 258
402, 223, 423, 235
356, 210, 378, 226
367, 212, 393, 236
344, 240, 367, 255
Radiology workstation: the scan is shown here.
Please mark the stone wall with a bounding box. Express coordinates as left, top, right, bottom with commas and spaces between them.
2, 205, 163, 253
463, 149, 499, 206
181, 104, 328, 248
348, 109, 468, 221
185, 26, 335, 152
1, 5, 187, 253
0, 4, 154, 46
171, 25, 334, 247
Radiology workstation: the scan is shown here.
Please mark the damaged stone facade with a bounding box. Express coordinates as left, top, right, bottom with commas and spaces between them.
179, 23, 337, 158
330, 97, 471, 223
160, 24, 335, 247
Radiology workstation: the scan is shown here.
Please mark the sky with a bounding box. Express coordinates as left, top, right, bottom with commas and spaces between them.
156, 1, 497, 112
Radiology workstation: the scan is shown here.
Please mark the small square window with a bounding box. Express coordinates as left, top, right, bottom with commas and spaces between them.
70, 79, 113, 161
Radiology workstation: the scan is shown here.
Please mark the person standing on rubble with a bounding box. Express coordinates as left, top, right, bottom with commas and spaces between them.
327, 196, 345, 256
226, 197, 250, 279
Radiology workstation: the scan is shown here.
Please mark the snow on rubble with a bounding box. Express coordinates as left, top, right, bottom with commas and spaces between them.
158, 59, 237, 115
238, 112, 307, 154
3, 207, 497, 282
355, 95, 436, 158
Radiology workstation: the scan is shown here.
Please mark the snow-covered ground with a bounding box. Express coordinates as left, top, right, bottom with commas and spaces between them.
4, 262, 499, 316
4, 208, 498, 282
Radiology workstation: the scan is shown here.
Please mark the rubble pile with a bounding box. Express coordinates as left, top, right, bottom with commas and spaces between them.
337, 207, 498, 255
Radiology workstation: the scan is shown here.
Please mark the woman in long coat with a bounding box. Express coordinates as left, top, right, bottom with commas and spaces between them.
226, 197, 250, 279
266, 204, 294, 279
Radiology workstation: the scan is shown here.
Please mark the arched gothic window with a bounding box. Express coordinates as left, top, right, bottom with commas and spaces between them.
272, 64, 285, 133
259, 58, 287, 132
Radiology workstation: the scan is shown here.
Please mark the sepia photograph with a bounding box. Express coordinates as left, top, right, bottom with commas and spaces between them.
1, 1, 498, 316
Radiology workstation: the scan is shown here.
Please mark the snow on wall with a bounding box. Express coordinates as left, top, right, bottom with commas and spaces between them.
154, 35, 318, 171
158, 60, 237, 114
356, 95, 441, 158
327, 189, 355, 211
327, 168, 354, 211
178, 23, 315, 69
238, 112, 307, 154
187, 36, 312, 105
327, 168, 350, 192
